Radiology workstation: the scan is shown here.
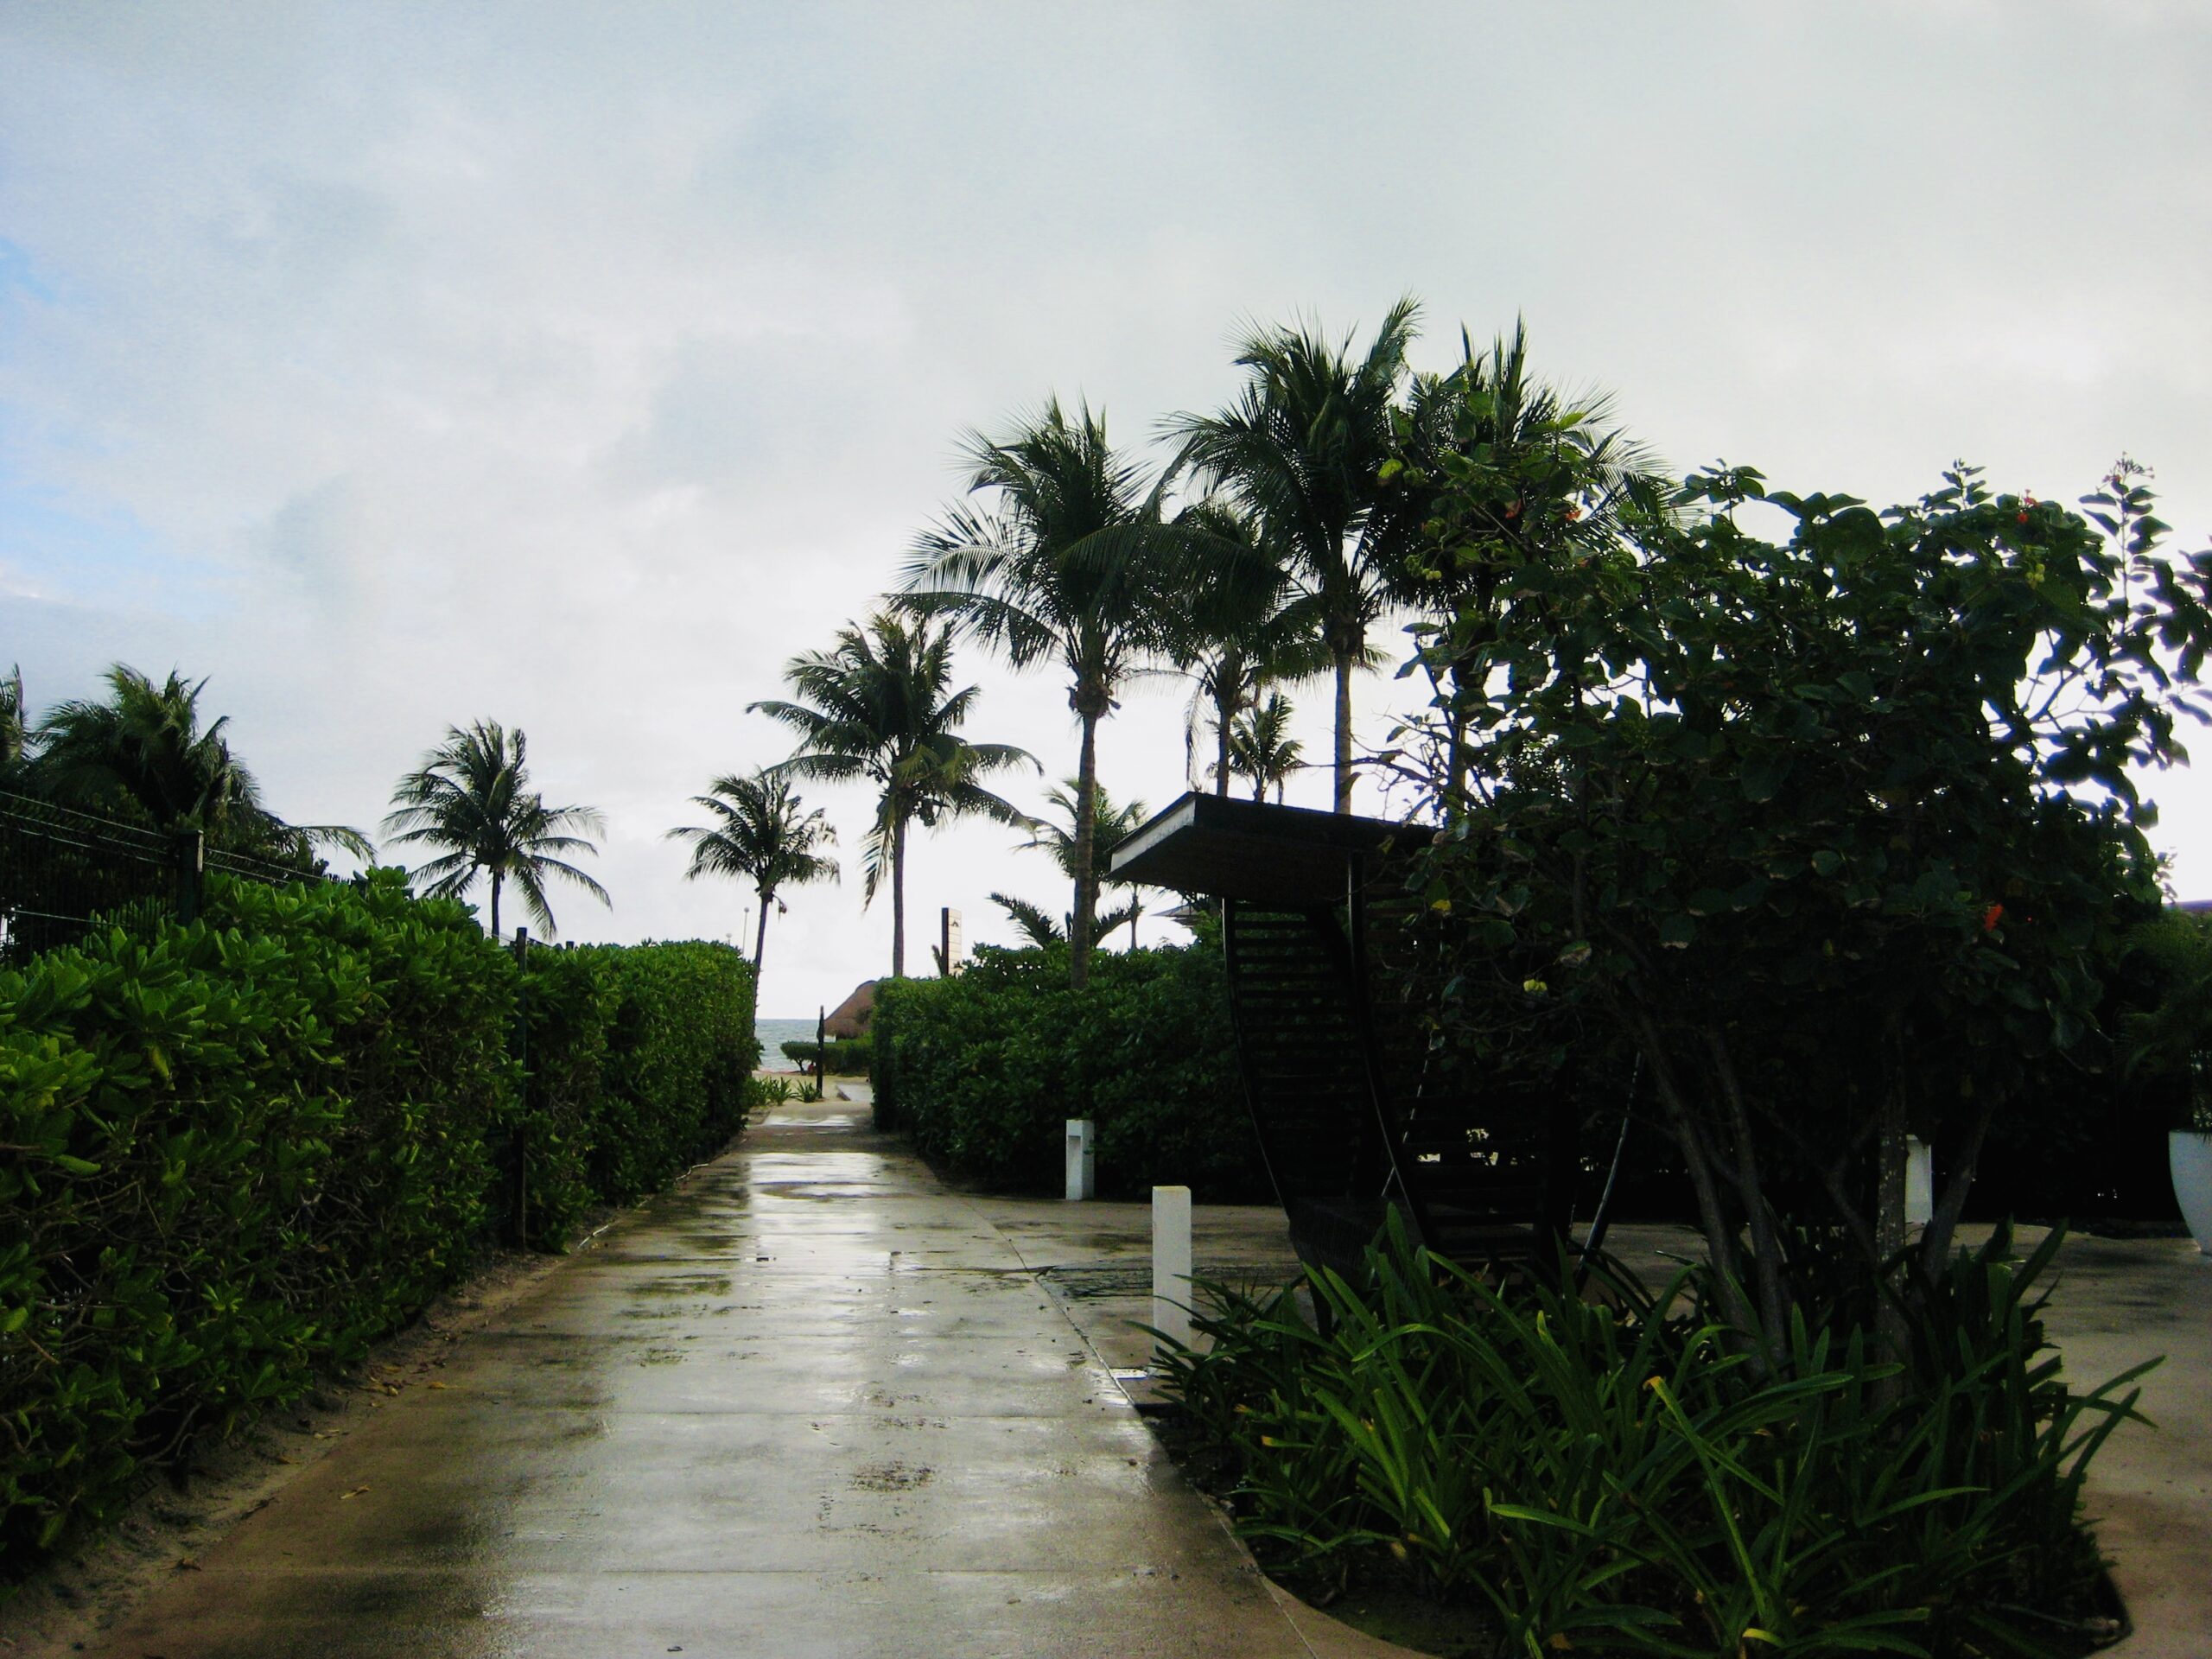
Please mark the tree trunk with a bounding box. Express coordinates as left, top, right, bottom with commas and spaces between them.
891, 813, 907, 979
1921, 1102, 1994, 1282
1214, 678, 1235, 799
489, 868, 503, 938
1071, 710, 1100, 991
1873, 1073, 1910, 1405
1446, 690, 1471, 813
1332, 648, 1355, 813
753, 884, 772, 974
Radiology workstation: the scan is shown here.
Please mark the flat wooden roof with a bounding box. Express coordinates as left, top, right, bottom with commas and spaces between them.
1107, 791, 1434, 907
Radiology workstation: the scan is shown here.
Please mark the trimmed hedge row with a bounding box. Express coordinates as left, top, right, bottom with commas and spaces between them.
779, 1037, 872, 1076
582, 941, 757, 1205
0, 872, 757, 1567
874, 943, 1266, 1201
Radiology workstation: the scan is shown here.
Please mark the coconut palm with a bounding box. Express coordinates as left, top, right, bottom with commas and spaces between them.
1226, 692, 1305, 804
986, 889, 1136, 950
1382, 321, 1662, 805
1016, 779, 1152, 949
383, 720, 607, 938
666, 771, 839, 977
35, 664, 370, 861
1, 665, 24, 773
749, 613, 1034, 978
1169, 301, 1425, 813
905, 398, 1177, 988
1167, 499, 1334, 798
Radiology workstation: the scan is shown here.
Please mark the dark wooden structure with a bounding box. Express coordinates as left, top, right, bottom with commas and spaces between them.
1110, 792, 1574, 1280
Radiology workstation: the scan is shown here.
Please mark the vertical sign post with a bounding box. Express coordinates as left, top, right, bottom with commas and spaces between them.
1065, 1120, 1095, 1201
1151, 1185, 1193, 1359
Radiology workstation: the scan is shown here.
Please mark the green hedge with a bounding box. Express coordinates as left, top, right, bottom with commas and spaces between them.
779, 1036, 872, 1076
0, 874, 756, 1567
875, 943, 1265, 1201
582, 941, 758, 1205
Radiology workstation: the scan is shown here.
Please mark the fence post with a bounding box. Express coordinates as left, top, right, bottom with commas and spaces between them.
173, 830, 204, 925
512, 926, 531, 1248
813, 1003, 827, 1102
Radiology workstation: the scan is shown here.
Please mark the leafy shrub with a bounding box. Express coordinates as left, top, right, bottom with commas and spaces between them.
1160, 1218, 2145, 1657
875, 943, 1267, 1201
512, 940, 620, 1244
779, 1036, 871, 1075
0, 873, 513, 1563
0, 880, 758, 1569
581, 940, 758, 1205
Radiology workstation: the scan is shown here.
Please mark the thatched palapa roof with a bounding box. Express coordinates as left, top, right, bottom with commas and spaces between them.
823, 981, 875, 1039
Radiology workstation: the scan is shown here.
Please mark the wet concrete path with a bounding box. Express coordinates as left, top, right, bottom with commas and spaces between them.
95, 1096, 1323, 1658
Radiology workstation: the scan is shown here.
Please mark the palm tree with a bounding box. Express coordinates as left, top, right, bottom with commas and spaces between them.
986, 889, 1136, 950
383, 721, 608, 938
35, 664, 370, 860
1226, 692, 1304, 804
665, 771, 839, 978
1168, 499, 1334, 798
1017, 779, 1152, 949
905, 398, 1175, 988
1383, 321, 1662, 806
1, 665, 25, 773
1169, 301, 1424, 813
749, 613, 1034, 978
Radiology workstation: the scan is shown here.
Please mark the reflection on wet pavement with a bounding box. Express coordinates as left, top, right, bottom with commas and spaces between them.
92, 1096, 1317, 1658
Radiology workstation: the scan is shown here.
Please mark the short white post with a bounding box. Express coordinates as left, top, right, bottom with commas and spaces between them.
1152, 1185, 1193, 1357
1905, 1136, 1935, 1228
1065, 1120, 1095, 1201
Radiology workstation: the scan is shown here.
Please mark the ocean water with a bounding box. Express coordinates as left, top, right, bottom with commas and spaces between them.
756, 1016, 824, 1068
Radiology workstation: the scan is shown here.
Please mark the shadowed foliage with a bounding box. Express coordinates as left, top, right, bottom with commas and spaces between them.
32, 664, 370, 863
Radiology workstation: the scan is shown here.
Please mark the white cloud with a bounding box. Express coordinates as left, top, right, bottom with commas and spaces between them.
3, 2, 2209, 1014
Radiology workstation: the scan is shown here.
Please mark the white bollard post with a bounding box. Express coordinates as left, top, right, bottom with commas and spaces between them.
1152, 1185, 1193, 1359
1065, 1120, 1096, 1201
1905, 1136, 1935, 1228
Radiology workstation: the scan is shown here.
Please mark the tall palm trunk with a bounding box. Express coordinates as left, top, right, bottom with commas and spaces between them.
753, 885, 772, 973
1071, 710, 1100, 991
1213, 677, 1236, 799
489, 867, 504, 938
1332, 649, 1355, 813
890, 812, 908, 978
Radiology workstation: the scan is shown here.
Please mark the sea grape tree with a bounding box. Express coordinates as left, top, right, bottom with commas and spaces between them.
1402, 454, 2212, 1351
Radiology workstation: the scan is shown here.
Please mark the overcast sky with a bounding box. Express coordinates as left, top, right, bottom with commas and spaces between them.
3, 3, 2208, 1017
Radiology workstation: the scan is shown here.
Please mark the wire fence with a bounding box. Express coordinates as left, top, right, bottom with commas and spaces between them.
0, 790, 327, 962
